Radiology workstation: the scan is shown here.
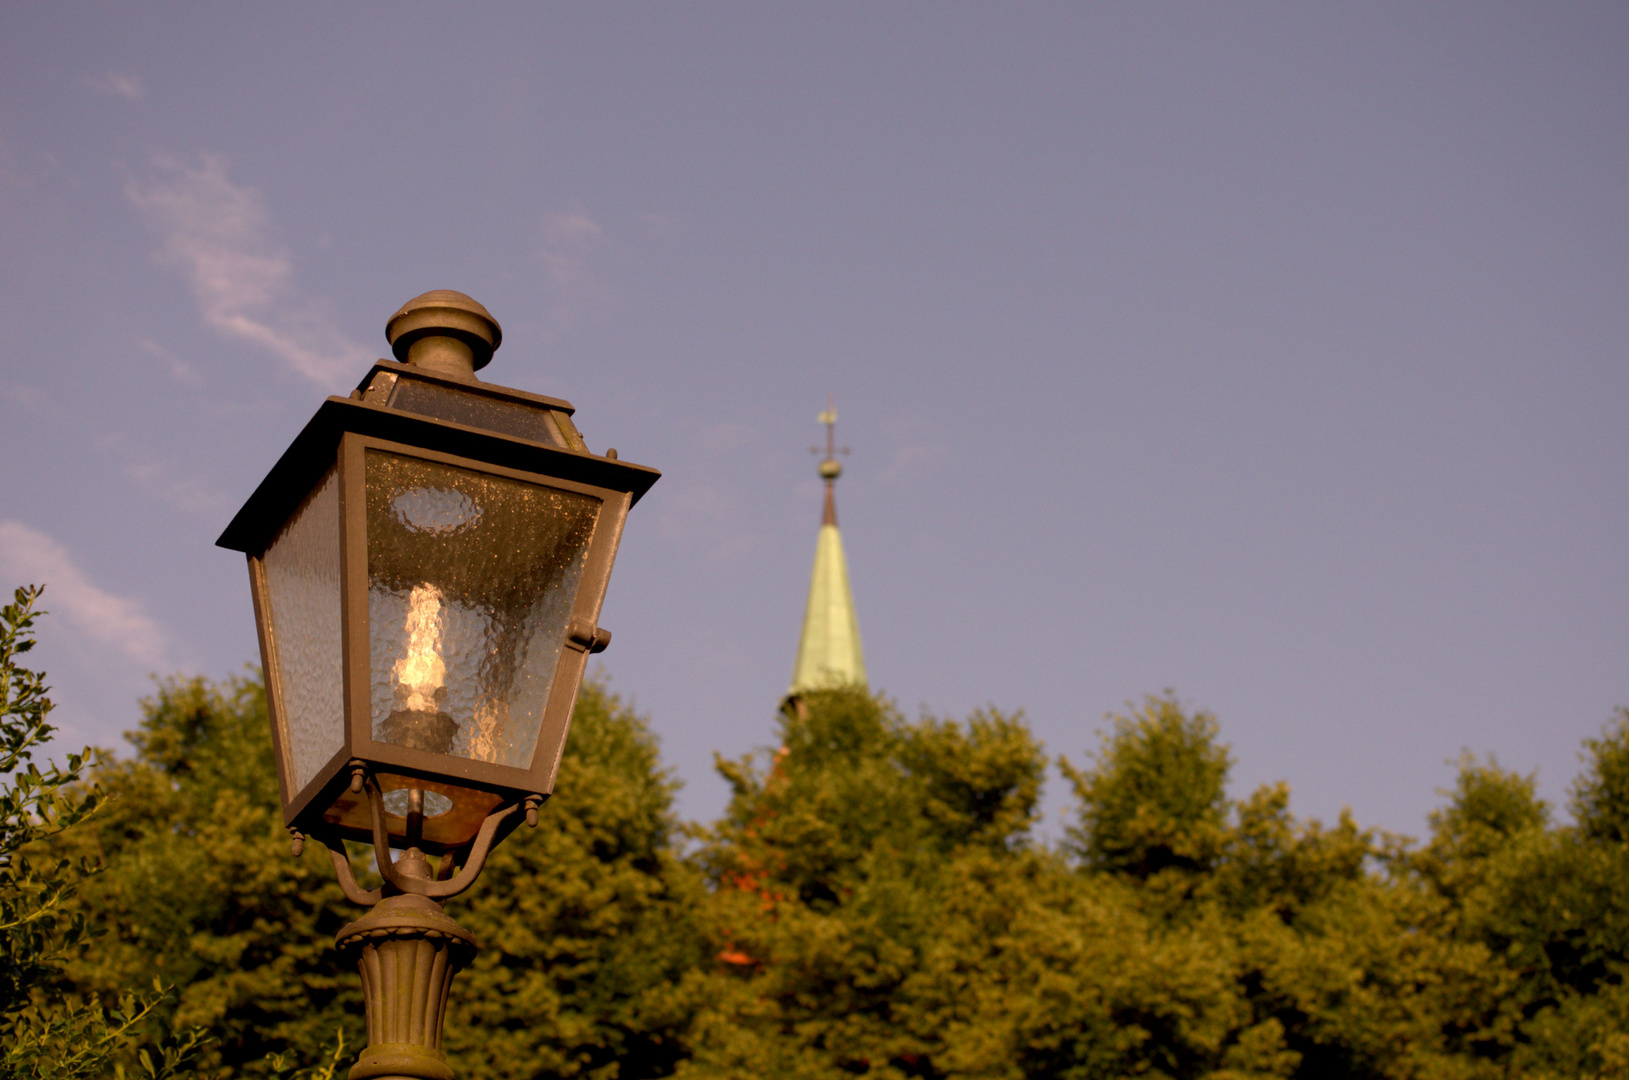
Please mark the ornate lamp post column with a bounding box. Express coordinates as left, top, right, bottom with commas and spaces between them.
217, 291, 659, 1080
336, 891, 474, 1080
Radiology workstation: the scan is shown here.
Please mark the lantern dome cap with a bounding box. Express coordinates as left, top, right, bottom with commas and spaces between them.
386, 290, 503, 371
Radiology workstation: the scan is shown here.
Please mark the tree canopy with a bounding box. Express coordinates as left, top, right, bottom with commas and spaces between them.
14, 590, 1629, 1079
1, 587, 203, 1080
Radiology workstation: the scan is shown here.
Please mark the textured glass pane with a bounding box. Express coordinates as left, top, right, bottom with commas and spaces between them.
262, 466, 344, 792
386, 376, 565, 446
365, 450, 600, 768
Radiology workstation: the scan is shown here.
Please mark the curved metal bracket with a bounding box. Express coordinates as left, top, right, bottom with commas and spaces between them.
316, 832, 383, 906
360, 772, 523, 901
311, 767, 527, 906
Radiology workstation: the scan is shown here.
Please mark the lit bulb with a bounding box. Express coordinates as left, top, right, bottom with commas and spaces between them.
394, 584, 447, 713
377, 583, 459, 753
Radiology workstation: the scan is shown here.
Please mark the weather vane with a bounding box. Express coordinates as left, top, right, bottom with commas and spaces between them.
811, 394, 850, 477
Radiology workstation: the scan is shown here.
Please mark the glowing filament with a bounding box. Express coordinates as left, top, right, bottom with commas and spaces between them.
393, 584, 447, 713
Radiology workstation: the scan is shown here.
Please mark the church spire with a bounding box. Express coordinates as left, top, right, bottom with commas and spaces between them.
789, 400, 866, 697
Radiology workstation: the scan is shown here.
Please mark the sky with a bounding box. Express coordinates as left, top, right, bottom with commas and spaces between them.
0, 4, 1624, 842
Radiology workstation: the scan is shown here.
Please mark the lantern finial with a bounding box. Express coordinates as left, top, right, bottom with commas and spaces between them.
386, 290, 503, 378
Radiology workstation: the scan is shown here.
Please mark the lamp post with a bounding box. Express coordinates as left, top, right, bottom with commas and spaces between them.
217, 291, 659, 1080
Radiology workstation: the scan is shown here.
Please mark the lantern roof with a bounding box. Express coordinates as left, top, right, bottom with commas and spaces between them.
788, 403, 866, 696
217, 359, 658, 556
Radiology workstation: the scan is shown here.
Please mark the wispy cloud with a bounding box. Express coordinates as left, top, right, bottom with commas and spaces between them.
122, 460, 224, 515
545, 212, 603, 247
93, 433, 224, 516
540, 211, 614, 334
127, 153, 369, 391
88, 72, 144, 100
136, 336, 200, 385
0, 522, 171, 668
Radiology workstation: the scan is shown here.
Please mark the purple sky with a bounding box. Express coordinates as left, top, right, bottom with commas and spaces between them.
1, 4, 1625, 841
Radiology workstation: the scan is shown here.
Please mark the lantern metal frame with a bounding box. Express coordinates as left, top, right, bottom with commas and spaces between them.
219, 292, 660, 1080
218, 360, 659, 857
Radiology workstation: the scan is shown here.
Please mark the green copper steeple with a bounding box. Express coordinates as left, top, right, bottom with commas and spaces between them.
789, 403, 866, 696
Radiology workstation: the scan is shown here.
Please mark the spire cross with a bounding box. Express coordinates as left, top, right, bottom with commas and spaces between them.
810, 396, 849, 527
811, 397, 850, 467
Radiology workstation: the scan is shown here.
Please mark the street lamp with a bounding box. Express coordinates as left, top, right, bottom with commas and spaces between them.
217, 291, 658, 1080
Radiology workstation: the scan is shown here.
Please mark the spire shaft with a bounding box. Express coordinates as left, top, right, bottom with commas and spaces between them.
790, 401, 864, 696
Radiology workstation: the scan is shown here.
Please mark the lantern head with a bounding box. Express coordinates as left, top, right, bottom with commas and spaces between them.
218, 292, 657, 860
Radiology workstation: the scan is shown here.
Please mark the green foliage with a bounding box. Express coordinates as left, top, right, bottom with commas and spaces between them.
1572, 708, 1629, 843
263, 1029, 348, 1080
0, 586, 202, 1080
52, 672, 360, 1077
1061, 694, 1232, 880
445, 679, 708, 1080
684, 688, 1048, 1077
1414, 724, 1629, 1078
6, 982, 208, 1080
0, 587, 99, 1025
50, 671, 702, 1080
19, 595, 1629, 1080
1425, 752, 1548, 878
682, 692, 1629, 1078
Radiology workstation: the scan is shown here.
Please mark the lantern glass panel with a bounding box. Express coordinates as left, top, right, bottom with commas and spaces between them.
262, 465, 345, 792
364, 449, 600, 768
379, 373, 567, 446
